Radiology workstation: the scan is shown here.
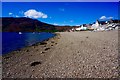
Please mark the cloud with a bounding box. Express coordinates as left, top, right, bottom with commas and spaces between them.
9, 12, 13, 15
76, 25, 80, 26
53, 23, 59, 25
24, 9, 48, 19
100, 16, 113, 20
108, 17, 113, 19
100, 16, 106, 20
61, 24, 69, 26
8, 12, 21, 17
42, 15, 48, 18
15, 15, 19, 17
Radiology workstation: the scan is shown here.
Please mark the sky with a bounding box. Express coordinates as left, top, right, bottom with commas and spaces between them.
2, 2, 119, 26
1, 0, 119, 2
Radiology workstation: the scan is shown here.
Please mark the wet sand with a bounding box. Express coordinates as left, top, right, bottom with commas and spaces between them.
2, 30, 118, 78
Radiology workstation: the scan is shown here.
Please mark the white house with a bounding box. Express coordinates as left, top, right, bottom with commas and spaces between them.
75, 27, 81, 31
75, 25, 87, 31
91, 20, 100, 29
80, 25, 87, 30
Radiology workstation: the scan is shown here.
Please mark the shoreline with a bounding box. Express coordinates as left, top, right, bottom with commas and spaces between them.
2, 32, 57, 55
3, 32, 60, 56
2, 30, 118, 78
2, 33, 61, 78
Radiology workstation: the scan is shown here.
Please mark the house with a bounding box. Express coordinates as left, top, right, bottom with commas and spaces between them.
91, 20, 107, 31
106, 23, 120, 30
80, 24, 88, 30
85, 24, 93, 30
91, 20, 100, 29
71, 19, 120, 32
75, 27, 81, 31
108, 19, 120, 24
75, 24, 88, 31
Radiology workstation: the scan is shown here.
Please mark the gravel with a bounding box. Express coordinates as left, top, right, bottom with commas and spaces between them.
2, 30, 118, 78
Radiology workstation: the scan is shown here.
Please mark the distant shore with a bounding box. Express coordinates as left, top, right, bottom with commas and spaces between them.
2, 30, 118, 78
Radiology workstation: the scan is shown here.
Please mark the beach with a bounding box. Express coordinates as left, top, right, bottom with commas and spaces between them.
2, 30, 118, 78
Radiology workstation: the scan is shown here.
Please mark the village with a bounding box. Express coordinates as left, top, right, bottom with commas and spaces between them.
69, 19, 120, 32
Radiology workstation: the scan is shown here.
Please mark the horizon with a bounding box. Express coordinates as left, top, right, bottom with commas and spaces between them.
2, 2, 119, 26
1, 16, 119, 26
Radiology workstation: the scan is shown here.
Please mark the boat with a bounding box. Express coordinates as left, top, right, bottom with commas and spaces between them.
19, 32, 22, 34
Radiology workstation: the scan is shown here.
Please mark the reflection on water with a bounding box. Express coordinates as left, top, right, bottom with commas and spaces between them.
2, 32, 55, 55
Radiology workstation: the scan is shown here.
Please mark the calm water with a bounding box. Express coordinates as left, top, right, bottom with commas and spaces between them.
2, 32, 55, 55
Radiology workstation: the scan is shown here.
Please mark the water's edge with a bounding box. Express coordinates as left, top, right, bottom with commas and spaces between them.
2, 32, 57, 56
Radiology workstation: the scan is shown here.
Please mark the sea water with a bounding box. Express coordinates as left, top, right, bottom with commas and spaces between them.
2, 32, 55, 55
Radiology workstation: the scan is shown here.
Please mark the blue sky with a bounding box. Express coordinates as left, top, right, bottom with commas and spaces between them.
1, 0, 119, 2
2, 2, 119, 26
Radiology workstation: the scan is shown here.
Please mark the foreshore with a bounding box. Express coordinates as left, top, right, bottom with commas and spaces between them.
2, 30, 118, 78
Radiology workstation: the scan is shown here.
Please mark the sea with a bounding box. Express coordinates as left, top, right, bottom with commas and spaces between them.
2, 32, 55, 55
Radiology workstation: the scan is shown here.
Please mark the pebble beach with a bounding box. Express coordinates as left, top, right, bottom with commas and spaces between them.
2, 30, 119, 78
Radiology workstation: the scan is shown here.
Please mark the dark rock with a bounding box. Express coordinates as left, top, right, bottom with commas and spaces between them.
4, 56, 10, 59
55, 43, 57, 44
26, 49, 29, 52
81, 41, 84, 43
36, 49, 39, 51
30, 61, 41, 66
45, 48, 50, 51
46, 39, 49, 41
44, 45, 46, 47
32, 69, 35, 72
33, 46, 36, 48
86, 36, 89, 38
51, 41, 54, 43
17, 49, 21, 51
103, 47, 106, 49
40, 42, 47, 45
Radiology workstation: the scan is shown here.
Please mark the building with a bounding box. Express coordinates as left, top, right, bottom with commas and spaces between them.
91, 20, 107, 31
91, 20, 100, 29
75, 24, 88, 31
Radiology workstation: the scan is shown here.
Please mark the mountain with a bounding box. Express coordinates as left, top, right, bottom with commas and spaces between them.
1, 17, 58, 32
1, 17, 86, 32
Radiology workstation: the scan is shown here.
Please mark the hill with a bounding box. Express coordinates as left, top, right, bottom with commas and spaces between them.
2, 17, 101, 32
1, 17, 58, 32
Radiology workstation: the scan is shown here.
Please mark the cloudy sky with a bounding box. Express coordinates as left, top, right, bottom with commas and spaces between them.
2, 2, 119, 26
